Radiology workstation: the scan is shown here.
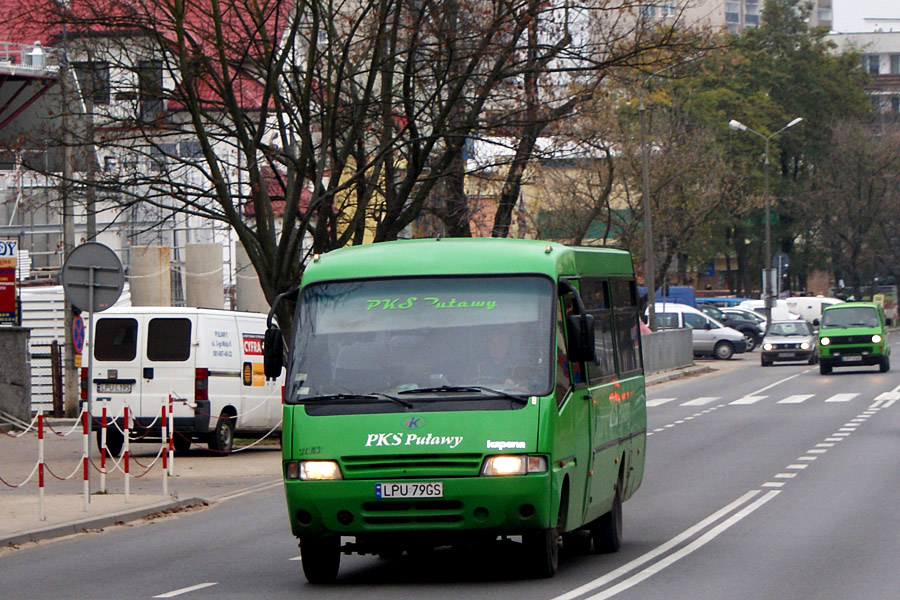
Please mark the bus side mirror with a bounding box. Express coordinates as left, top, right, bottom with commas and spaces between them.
264, 327, 284, 379
566, 314, 596, 363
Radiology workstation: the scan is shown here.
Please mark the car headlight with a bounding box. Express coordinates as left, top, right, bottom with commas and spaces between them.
800, 342, 810, 350
285, 460, 343, 480
872, 334, 882, 344
763, 343, 773, 351
481, 455, 548, 476
820, 337, 830, 346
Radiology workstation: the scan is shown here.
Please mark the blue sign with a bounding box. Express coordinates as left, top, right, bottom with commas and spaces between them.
73, 315, 85, 354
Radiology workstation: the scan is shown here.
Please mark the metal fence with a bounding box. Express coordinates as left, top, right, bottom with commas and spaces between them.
28, 341, 63, 417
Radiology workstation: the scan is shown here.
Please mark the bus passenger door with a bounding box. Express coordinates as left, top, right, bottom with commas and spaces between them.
555, 292, 593, 531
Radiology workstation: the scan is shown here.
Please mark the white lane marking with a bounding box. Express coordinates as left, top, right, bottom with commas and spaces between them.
762, 482, 785, 488
551, 491, 762, 600
807, 449, 828, 454
815, 443, 835, 448
824, 437, 843, 442
730, 396, 766, 405
786, 464, 808, 469
680, 396, 720, 406
647, 398, 677, 407
747, 372, 804, 396
885, 399, 898, 408
775, 473, 797, 479
582, 491, 781, 600
778, 394, 814, 404
826, 393, 858, 403
154, 583, 218, 598
798, 456, 817, 461
875, 392, 900, 402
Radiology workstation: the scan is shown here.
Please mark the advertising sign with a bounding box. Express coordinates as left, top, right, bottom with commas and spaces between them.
0, 238, 17, 325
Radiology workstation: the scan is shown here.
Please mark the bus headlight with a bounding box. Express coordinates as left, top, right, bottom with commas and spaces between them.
820, 337, 830, 346
872, 334, 882, 344
285, 460, 343, 480
481, 455, 548, 476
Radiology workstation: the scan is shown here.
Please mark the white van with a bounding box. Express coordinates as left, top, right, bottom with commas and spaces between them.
785, 296, 843, 323
647, 302, 748, 359
82, 307, 283, 456
738, 299, 800, 322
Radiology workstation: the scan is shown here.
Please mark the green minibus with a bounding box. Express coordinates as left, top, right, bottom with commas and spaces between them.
264, 238, 647, 582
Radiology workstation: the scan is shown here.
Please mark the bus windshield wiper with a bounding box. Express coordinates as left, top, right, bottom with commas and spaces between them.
300, 393, 413, 409
397, 385, 528, 405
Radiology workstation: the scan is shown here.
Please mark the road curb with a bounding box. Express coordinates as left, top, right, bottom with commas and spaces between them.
1, 497, 208, 549
646, 364, 715, 386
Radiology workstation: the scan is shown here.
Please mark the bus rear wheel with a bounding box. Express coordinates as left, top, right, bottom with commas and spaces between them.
299, 536, 340, 583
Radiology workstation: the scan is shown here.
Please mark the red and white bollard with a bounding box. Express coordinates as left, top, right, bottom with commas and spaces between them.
167, 395, 174, 477
161, 400, 168, 497
82, 409, 89, 511
100, 400, 108, 494
38, 414, 45, 521
123, 405, 130, 503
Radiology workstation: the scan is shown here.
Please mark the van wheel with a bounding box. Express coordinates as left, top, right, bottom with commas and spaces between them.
173, 433, 192, 454
820, 361, 832, 375
523, 499, 562, 577
209, 415, 235, 453
98, 427, 124, 458
299, 536, 341, 583
880, 355, 890, 373
714, 341, 734, 360
591, 485, 622, 553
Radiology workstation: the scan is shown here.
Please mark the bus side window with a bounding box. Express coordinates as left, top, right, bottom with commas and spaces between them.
555, 318, 571, 406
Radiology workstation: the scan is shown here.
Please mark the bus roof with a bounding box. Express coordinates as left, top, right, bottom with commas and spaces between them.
301, 239, 634, 285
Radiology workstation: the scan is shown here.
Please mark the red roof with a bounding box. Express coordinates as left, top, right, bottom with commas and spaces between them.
0, 0, 290, 109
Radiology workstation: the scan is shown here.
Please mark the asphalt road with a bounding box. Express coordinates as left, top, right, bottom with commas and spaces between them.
3, 345, 900, 599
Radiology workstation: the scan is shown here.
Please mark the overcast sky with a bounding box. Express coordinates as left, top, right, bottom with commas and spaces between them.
833, 0, 900, 32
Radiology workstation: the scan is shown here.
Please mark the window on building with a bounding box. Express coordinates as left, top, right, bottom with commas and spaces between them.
725, 1, 740, 23
138, 60, 165, 122
891, 55, 900, 74
73, 61, 110, 105
864, 54, 880, 74
892, 97, 900, 113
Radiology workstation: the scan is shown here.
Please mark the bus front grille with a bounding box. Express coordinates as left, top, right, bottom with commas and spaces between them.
340, 453, 483, 479
361, 500, 464, 525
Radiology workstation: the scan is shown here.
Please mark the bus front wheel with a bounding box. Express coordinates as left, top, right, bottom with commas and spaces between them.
591, 485, 622, 553
523, 501, 562, 578
299, 536, 340, 583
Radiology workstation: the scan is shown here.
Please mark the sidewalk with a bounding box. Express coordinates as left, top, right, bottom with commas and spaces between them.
0, 422, 282, 549
1, 363, 712, 550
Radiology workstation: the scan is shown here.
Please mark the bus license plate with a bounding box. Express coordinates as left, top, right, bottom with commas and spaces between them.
97, 382, 132, 393
375, 482, 443, 499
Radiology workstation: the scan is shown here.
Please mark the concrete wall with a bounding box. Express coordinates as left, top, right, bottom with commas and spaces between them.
0, 328, 31, 421
642, 328, 693, 374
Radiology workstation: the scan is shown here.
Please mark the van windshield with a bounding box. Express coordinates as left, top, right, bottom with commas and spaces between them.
286, 276, 554, 406
821, 307, 879, 329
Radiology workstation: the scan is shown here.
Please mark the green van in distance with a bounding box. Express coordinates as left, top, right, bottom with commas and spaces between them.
264, 238, 647, 582
817, 301, 891, 374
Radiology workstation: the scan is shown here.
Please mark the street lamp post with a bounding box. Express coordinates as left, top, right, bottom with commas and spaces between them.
728, 117, 803, 328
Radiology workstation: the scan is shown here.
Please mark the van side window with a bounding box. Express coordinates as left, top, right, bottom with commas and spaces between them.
610, 278, 643, 375
580, 278, 616, 380
148, 318, 192, 361
95, 318, 138, 361
683, 313, 707, 329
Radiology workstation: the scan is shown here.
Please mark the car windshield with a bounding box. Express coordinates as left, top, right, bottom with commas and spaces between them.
820, 307, 879, 329
768, 322, 813, 336
286, 276, 555, 404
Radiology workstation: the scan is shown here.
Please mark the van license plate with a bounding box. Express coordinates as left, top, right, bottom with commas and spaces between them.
97, 383, 132, 393
841, 355, 863, 362
375, 482, 443, 499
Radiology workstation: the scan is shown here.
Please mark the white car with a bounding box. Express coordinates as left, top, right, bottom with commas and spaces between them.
738, 299, 801, 322
647, 302, 748, 360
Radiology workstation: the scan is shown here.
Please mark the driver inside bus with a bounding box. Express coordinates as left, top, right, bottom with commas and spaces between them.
477, 329, 531, 390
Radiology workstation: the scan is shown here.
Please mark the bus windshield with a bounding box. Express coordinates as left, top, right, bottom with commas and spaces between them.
286, 275, 555, 404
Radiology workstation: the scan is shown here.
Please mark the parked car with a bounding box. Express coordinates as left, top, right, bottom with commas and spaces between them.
647, 302, 747, 360
817, 301, 891, 375
785, 296, 843, 323
721, 307, 768, 332
760, 320, 818, 366
697, 304, 764, 352
738, 299, 801, 322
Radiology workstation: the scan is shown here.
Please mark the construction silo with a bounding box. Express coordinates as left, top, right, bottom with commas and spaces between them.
235, 242, 269, 314
185, 243, 224, 309
129, 246, 171, 306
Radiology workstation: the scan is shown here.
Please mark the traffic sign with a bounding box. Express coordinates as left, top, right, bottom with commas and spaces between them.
73, 314, 85, 354
61, 242, 124, 313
